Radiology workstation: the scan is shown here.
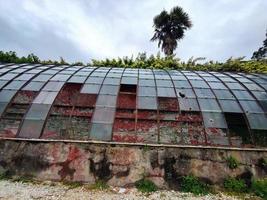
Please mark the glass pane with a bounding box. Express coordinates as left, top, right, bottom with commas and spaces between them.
157, 87, 176, 97
202, 112, 227, 128
138, 96, 157, 110
121, 77, 138, 85
139, 79, 155, 86
239, 100, 263, 113
195, 89, 215, 98
173, 80, 191, 88
213, 89, 235, 99
244, 83, 264, 91
68, 76, 87, 83
139, 74, 154, 79
89, 123, 113, 141
85, 77, 104, 84
0, 102, 8, 116
106, 73, 122, 78
178, 98, 200, 111
190, 80, 209, 88
100, 85, 119, 95
92, 107, 116, 123
16, 73, 35, 81
0, 80, 8, 89
103, 77, 120, 85
246, 113, 267, 130
96, 95, 117, 107
225, 82, 245, 90
156, 80, 172, 87
33, 74, 53, 81
33, 91, 58, 104
80, 84, 101, 94
4, 80, 26, 90
42, 81, 64, 92
51, 74, 70, 81
0, 73, 18, 80
171, 75, 186, 80
22, 81, 46, 91
233, 90, 254, 100
138, 86, 156, 96
198, 98, 221, 111
0, 90, 17, 102
208, 82, 227, 89
218, 99, 242, 113
202, 77, 219, 82
176, 88, 196, 98
18, 119, 44, 138
25, 104, 51, 120
219, 77, 235, 82
252, 91, 267, 100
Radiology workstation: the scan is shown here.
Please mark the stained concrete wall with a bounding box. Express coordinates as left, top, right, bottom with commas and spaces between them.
0, 139, 266, 188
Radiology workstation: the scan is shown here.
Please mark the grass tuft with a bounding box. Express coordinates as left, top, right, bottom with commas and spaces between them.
135, 179, 158, 193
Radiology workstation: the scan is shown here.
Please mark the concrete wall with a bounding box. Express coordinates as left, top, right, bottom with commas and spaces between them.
0, 139, 266, 188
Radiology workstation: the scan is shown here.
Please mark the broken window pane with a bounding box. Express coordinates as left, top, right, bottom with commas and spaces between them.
202, 112, 227, 128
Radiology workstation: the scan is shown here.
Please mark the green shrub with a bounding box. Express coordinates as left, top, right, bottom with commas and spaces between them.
251, 179, 267, 199
224, 177, 247, 193
180, 175, 209, 195
135, 179, 158, 193
226, 156, 239, 169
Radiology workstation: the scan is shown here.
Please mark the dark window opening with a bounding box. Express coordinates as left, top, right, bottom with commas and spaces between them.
225, 113, 252, 146
120, 84, 137, 93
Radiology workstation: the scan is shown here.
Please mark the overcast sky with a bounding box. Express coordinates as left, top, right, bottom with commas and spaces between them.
0, 0, 266, 63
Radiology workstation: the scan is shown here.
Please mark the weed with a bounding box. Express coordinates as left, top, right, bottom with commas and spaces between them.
180, 175, 209, 195
12, 175, 35, 183
0, 171, 12, 180
135, 179, 157, 193
89, 180, 109, 190
226, 156, 239, 169
143, 145, 150, 153
251, 178, 267, 199
224, 177, 247, 193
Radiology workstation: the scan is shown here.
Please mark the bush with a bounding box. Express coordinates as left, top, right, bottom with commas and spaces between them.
1, 50, 267, 73
180, 175, 209, 195
224, 177, 247, 193
226, 156, 239, 169
251, 179, 267, 199
135, 179, 158, 193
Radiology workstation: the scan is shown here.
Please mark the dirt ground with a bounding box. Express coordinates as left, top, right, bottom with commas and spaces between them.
0, 180, 256, 200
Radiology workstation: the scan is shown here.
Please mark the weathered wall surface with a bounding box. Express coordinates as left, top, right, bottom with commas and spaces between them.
0, 139, 266, 188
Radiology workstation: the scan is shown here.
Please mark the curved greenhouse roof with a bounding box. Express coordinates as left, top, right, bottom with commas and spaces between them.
0, 63, 267, 147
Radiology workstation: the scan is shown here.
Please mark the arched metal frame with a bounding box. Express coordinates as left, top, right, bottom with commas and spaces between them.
0, 63, 266, 145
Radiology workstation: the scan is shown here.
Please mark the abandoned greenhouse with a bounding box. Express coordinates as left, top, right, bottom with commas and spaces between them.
0, 62, 267, 147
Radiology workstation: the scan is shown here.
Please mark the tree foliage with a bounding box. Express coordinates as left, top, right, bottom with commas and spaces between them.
0, 50, 267, 73
151, 6, 192, 55
252, 30, 267, 60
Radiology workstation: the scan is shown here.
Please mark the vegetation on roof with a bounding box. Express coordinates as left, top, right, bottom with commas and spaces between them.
0, 50, 267, 73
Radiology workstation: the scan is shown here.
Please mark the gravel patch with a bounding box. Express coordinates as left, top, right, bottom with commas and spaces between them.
0, 180, 245, 200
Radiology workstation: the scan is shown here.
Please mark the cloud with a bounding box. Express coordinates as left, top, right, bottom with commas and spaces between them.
0, 0, 266, 62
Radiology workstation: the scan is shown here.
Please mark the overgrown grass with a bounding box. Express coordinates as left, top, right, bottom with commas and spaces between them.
0, 171, 12, 180
88, 180, 109, 190
135, 179, 158, 193
223, 177, 247, 193
226, 156, 239, 169
180, 175, 210, 195
251, 178, 267, 199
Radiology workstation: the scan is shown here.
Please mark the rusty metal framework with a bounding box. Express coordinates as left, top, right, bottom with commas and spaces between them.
0, 63, 267, 147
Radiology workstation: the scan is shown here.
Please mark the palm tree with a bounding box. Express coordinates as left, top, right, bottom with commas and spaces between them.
151, 6, 192, 56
